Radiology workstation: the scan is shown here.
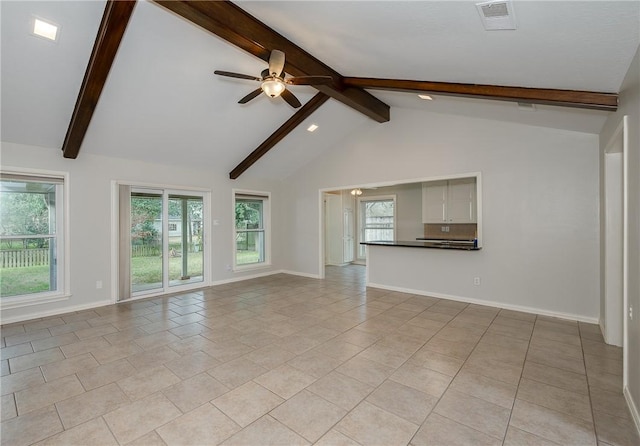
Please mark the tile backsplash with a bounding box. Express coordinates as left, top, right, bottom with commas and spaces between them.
424, 223, 477, 241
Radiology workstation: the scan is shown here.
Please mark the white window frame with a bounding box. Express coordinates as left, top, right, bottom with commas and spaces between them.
357, 194, 397, 260
0, 167, 70, 309
233, 189, 271, 271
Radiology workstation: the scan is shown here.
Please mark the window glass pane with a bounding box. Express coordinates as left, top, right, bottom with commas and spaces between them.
235, 199, 263, 229
363, 200, 394, 241
130, 193, 163, 293
0, 238, 55, 297
358, 198, 394, 258
236, 230, 264, 265
235, 195, 267, 266
0, 177, 60, 298
0, 179, 56, 235
168, 195, 204, 287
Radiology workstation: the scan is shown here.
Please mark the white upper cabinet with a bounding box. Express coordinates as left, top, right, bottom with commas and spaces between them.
422, 180, 448, 223
422, 177, 477, 223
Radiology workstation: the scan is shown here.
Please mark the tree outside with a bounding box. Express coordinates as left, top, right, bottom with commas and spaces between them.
1, 181, 56, 297
235, 199, 263, 264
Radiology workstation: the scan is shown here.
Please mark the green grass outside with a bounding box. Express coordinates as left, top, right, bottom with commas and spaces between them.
1, 250, 262, 297
132, 253, 204, 285
236, 250, 261, 265
0, 265, 50, 297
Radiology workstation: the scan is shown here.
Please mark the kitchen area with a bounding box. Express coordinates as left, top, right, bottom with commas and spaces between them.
324, 173, 481, 269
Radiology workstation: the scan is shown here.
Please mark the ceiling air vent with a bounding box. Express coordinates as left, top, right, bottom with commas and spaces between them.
476, 0, 517, 30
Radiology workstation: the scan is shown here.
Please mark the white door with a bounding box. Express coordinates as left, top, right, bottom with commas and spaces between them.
325, 194, 343, 265
343, 208, 354, 263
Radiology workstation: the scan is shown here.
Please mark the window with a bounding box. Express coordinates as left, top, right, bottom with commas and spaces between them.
234, 191, 270, 268
168, 223, 177, 232
0, 171, 66, 304
357, 196, 396, 258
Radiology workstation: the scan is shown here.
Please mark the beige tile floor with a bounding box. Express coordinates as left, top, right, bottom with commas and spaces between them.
1, 265, 638, 445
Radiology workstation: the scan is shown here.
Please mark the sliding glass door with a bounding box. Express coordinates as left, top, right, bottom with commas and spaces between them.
120, 186, 206, 300
167, 194, 203, 287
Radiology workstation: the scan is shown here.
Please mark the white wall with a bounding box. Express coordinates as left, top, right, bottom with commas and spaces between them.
283, 108, 601, 320
0, 142, 284, 323
600, 45, 640, 426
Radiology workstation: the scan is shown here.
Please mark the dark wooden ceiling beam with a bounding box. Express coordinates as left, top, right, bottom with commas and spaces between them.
61, 1, 137, 159
229, 93, 330, 179
152, 0, 390, 123
342, 78, 618, 111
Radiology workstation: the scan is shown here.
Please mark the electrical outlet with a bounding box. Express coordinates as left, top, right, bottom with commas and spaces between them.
96, 280, 103, 289
226, 264, 232, 272
473, 277, 481, 286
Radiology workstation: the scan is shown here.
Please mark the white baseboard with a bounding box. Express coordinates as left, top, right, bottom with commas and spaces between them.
210, 269, 284, 286
366, 282, 599, 324
624, 386, 640, 436
280, 270, 321, 279
1, 299, 113, 325
599, 318, 607, 342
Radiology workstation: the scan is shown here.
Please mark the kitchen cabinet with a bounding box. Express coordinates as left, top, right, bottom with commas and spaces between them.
422, 178, 476, 223
325, 191, 355, 265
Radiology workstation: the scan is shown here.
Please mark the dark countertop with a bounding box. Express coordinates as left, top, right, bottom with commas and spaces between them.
360, 240, 481, 251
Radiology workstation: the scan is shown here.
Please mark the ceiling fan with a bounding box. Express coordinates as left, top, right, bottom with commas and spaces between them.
214, 49, 333, 108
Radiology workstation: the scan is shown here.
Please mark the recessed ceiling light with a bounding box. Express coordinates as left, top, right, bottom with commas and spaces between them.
33, 18, 59, 41
418, 94, 433, 100
307, 124, 319, 132
517, 102, 536, 111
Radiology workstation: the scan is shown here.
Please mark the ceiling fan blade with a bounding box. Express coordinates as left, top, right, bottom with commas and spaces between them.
268, 49, 285, 76
286, 75, 333, 86
280, 89, 302, 108
214, 70, 261, 81
238, 88, 263, 104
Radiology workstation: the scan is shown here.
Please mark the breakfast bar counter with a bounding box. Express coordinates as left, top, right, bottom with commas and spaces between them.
361, 240, 480, 251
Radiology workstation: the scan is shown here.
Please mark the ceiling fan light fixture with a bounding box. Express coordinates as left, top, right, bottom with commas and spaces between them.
351, 188, 363, 196
261, 78, 286, 98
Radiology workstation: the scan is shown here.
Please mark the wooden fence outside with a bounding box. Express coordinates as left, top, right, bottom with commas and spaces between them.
131, 245, 161, 257
0, 249, 49, 268
1, 245, 192, 268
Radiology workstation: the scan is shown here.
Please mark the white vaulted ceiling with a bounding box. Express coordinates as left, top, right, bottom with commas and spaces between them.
1, 1, 639, 180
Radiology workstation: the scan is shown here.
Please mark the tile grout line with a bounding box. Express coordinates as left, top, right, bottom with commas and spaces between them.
403, 303, 503, 445
579, 322, 602, 445
501, 313, 537, 445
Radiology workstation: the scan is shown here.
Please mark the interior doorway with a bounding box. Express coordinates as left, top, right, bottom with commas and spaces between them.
323, 191, 355, 267
602, 116, 628, 387
604, 132, 623, 346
